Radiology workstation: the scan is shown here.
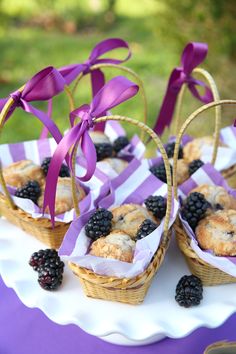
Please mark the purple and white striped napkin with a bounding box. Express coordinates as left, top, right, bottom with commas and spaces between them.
159, 125, 236, 172
59, 159, 178, 278
0, 138, 110, 223
179, 163, 236, 277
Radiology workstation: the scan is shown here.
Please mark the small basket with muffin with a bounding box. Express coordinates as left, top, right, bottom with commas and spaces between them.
57, 111, 178, 304
173, 99, 236, 285
0, 73, 138, 249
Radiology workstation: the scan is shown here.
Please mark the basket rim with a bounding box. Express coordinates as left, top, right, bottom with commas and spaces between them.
69, 228, 172, 289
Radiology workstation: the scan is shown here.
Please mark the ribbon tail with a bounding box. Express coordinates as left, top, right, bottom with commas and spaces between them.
22, 102, 63, 143
188, 82, 213, 103
91, 69, 106, 132
39, 99, 53, 139
153, 90, 179, 136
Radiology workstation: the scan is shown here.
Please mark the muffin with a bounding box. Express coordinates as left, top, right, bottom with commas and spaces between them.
183, 136, 225, 163
102, 158, 128, 174
89, 131, 110, 144
90, 231, 135, 262
111, 204, 156, 239
196, 209, 236, 256
38, 177, 86, 215
191, 184, 236, 211
3, 160, 45, 188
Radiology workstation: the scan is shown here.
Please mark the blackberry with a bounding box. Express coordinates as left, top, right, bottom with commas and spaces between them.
41, 157, 70, 177
150, 163, 172, 183
189, 159, 204, 176
136, 219, 158, 240
15, 180, 41, 205
38, 264, 64, 291
175, 275, 203, 308
181, 192, 211, 231
144, 195, 167, 220
85, 208, 113, 240
29, 249, 60, 271
95, 143, 113, 161
165, 142, 183, 159
113, 136, 129, 154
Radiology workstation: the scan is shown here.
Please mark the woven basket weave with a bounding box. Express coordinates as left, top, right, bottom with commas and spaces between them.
69, 115, 173, 304
173, 99, 236, 285
204, 341, 236, 354
0, 84, 74, 249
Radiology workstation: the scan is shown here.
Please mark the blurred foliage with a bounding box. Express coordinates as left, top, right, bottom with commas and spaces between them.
0, 0, 235, 145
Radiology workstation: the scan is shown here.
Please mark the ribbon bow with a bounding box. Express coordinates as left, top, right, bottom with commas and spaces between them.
0, 66, 65, 143
43, 76, 139, 225
153, 42, 213, 135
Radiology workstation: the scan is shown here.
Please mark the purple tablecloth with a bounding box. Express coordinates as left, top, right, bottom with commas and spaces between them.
0, 276, 235, 354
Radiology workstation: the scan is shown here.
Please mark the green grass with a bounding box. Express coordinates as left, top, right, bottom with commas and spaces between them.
0, 11, 235, 146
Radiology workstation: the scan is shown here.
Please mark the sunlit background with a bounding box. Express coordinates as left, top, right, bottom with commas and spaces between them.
0, 0, 235, 143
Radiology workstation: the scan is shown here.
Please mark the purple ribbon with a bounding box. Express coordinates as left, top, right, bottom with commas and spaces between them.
153, 42, 214, 136
43, 76, 139, 225
0, 67, 65, 143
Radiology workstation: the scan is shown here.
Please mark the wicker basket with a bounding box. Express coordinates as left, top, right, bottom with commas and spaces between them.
204, 341, 236, 354
174, 67, 236, 183
0, 84, 75, 249
69, 115, 173, 304
172, 99, 236, 285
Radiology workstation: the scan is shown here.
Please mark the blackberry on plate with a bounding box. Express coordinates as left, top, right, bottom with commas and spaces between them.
85, 208, 113, 240
144, 195, 167, 219
181, 192, 211, 231
95, 143, 113, 161
175, 275, 203, 308
136, 219, 158, 240
29, 249, 61, 271
165, 142, 183, 159
38, 264, 63, 291
113, 136, 129, 154
15, 180, 41, 205
150, 163, 172, 183
188, 159, 204, 176
41, 157, 70, 177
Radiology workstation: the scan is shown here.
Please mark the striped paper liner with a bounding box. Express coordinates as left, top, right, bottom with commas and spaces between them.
157, 126, 236, 172
59, 159, 178, 279
0, 121, 145, 222
179, 163, 236, 277
0, 138, 110, 222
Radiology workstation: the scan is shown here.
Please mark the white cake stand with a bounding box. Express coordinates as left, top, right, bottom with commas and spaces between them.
0, 217, 236, 346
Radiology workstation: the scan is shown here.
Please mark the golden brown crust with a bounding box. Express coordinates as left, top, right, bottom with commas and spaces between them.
183, 136, 222, 163
169, 158, 189, 185
191, 184, 236, 210
3, 160, 45, 188
89, 131, 110, 144
38, 177, 86, 215
111, 204, 157, 239
196, 210, 236, 256
102, 158, 128, 174
89, 231, 135, 262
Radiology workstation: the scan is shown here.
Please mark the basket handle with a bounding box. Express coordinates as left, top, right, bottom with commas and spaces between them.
173, 99, 236, 199
71, 115, 172, 238
0, 85, 74, 210
72, 63, 148, 140
174, 68, 221, 167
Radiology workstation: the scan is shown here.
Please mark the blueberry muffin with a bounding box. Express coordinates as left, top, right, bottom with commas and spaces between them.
38, 177, 86, 215
183, 136, 225, 163
89, 230, 135, 262
196, 209, 236, 256
3, 160, 45, 188
191, 184, 236, 211
101, 158, 128, 174
111, 204, 157, 239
